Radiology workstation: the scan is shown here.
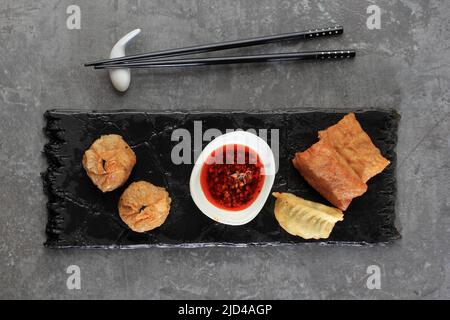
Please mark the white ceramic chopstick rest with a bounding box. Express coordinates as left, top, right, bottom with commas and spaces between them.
109, 29, 141, 92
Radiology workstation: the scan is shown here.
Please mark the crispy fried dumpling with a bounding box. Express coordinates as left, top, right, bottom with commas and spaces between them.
318, 113, 390, 183
82, 134, 136, 192
272, 192, 343, 240
118, 181, 171, 233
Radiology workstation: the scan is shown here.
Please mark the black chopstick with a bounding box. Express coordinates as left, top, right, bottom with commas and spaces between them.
93, 50, 355, 69
85, 26, 344, 67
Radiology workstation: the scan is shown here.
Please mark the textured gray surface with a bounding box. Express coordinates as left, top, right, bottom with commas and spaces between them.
0, 0, 449, 299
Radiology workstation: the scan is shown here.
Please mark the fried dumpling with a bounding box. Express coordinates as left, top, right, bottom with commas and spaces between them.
318, 113, 390, 183
292, 139, 367, 211
82, 134, 136, 192
118, 181, 171, 233
272, 192, 343, 240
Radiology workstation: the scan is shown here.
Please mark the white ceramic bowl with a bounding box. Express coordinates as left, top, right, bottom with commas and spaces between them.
189, 131, 276, 225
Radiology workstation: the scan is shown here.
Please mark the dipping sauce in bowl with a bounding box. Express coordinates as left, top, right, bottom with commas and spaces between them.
190, 131, 276, 225
200, 144, 265, 211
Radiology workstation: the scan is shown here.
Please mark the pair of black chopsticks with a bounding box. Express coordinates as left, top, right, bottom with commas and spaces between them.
85, 26, 355, 69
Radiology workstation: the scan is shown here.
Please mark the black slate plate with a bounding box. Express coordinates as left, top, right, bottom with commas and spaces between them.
43, 109, 400, 248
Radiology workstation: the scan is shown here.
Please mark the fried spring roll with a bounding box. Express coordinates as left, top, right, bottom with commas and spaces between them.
318, 113, 390, 183
292, 140, 367, 211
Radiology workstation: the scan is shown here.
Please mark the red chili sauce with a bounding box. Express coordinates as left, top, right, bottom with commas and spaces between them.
200, 144, 265, 211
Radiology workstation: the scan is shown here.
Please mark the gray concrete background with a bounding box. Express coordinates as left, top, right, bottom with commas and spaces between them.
0, 0, 449, 299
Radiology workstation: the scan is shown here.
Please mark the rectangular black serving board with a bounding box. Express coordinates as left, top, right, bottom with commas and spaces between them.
43, 109, 400, 248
